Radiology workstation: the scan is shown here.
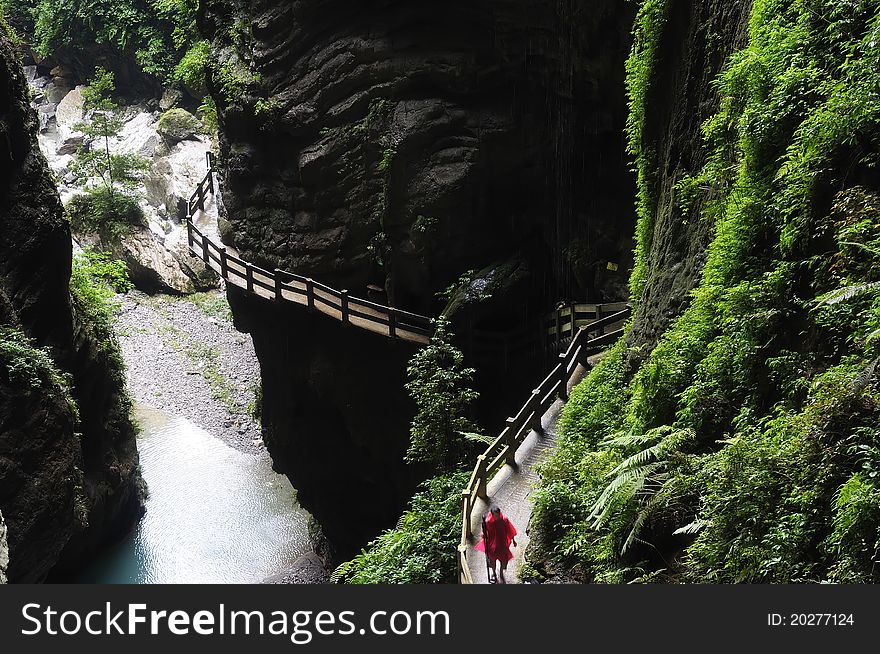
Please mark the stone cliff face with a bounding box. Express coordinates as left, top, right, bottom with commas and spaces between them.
202, 0, 637, 554
0, 31, 142, 582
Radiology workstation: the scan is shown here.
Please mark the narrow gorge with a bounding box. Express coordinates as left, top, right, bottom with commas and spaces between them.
2, 0, 879, 586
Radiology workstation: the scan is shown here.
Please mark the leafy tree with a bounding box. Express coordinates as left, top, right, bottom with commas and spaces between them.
68, 68, 148, 241
404, 317, 479, 469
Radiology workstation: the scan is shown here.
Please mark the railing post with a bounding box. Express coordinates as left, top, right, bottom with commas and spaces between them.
197, 183, 205, 211
201, 232, 209, 263
559, 353, 569, 401
207, 169, 214, 195
570, 301, 577, 335
462, 491, 472, 539
389, 310, 397, 339
531, 389, 544, 433
476, 455, 488, 499
274, 269, 284, 302
576, 328, 589, 366
206, 151, 213, 171
341, 290, 349, 325
555, 307, 562, 347
505, 417, 517, 465
186, 220, 193, 249
219, 245, 228, 279
596, 303, 605, 335
246, 265, 254, 293
458, 544, 469, 584
306, 278, 315, 312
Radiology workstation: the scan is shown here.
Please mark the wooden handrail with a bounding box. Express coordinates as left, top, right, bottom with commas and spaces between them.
456, 306, 632, 583
184, 160, 434, 344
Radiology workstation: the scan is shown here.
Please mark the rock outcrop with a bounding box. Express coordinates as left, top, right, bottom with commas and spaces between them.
202, 0, 637, 554
1, 30, 143, 582
625, 0, 753, 358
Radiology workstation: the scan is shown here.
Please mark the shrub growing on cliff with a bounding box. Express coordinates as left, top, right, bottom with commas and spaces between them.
404, 317, 479, 469
0, 327, 73, 396
68, 68, 147, 242
333, 472, 469, 584
70, 250, 132, 430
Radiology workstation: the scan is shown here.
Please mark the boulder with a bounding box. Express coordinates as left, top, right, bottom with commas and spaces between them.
156, 108, 202, 145
45, 81, 72, 104
115, 111, 162, 158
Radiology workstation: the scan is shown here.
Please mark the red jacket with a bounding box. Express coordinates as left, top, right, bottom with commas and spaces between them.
476, 512, 517, 561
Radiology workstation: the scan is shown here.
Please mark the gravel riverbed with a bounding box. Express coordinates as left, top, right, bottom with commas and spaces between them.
115, 287, 263, 452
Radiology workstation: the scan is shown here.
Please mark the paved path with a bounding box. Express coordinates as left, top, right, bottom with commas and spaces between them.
466, 363, 591, 584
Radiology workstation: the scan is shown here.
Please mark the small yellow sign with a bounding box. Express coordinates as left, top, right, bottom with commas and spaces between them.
607, 261, 619, 272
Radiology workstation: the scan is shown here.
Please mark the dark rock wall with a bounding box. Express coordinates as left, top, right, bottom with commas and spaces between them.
0, 31, 142, 582
206, 0, 636, 308
203, 0, 637, 554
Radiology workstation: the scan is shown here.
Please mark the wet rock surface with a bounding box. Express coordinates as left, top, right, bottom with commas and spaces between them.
625, 0, 753, 361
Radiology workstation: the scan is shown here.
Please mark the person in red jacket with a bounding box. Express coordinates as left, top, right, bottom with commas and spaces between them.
476, 506, 518, 583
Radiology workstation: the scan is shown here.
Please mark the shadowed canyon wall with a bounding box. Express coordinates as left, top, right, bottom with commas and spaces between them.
0, 30, 142, 582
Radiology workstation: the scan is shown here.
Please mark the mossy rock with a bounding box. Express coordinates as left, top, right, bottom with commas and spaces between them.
157, 108, 202, 145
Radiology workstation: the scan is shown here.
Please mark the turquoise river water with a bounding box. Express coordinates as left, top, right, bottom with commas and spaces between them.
75, 405, 311, 583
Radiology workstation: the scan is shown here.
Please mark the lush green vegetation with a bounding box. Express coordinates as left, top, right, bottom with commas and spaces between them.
404, 317, 479, 469
0, 326, 73, 399
333, 472, 469, 584
67, 68, 148, 242
0, 0, 197, 82
70, 249, 133, 430
338, 318, 480, 583
531, 0, 880, 583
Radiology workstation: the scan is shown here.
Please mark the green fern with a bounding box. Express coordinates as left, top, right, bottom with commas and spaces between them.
590, 426, 694, 551
814, 282, 880, 306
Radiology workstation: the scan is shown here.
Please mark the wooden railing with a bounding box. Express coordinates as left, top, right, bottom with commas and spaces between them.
456, 306, 632, 584
185, 154, 434, 344
466, 301, 631, 368
544, 301, 630, 349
